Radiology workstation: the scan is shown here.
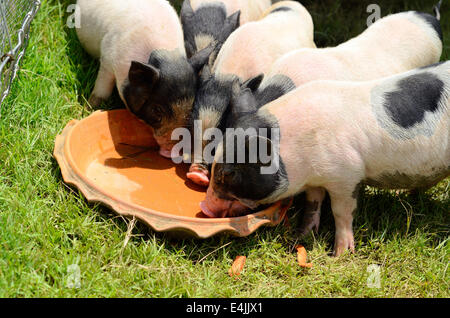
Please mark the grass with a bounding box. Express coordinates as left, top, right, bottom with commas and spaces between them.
0, 0, 448, 297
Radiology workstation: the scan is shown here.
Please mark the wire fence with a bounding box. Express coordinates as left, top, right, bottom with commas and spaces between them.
0, 0, 40, 110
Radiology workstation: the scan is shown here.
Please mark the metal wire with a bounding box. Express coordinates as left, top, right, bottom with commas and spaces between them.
0, 0, 40, 110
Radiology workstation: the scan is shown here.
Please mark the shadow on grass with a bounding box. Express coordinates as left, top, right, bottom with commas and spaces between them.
54, 175, 448, 263
355, 186, 449, 244
161, 181, 448, 260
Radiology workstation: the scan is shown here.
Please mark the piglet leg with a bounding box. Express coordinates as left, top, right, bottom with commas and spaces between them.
298, 187, 326, 237
88, 63, 115, 108
328, 187, 357, 257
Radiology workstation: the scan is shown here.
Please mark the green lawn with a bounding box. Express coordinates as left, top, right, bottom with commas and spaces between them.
0, 0, 448, 297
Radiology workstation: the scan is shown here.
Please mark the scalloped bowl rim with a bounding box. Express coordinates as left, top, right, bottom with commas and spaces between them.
53, 110, 291, 238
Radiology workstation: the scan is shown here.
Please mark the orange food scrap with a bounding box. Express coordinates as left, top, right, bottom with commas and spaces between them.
295, 245, 313, 268
229, 256, 246, 279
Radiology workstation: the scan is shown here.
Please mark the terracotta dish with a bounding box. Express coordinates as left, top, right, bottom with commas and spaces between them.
54, 109, 291, 238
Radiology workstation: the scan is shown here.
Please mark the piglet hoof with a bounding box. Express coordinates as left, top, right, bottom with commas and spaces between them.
87, 94, 104, 108
298, 211, 321, 238
332, 234, 355, 257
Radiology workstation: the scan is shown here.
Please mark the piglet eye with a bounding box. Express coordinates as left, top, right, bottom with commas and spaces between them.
146, 104, 163, 124
222, 168, 241, 185
223, 170, 235, 178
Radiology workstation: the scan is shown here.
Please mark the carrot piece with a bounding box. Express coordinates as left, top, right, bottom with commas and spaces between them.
295, 244, 313, 268
229, 256, 246, 279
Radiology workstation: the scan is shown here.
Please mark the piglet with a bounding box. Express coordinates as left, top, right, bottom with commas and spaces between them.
76, 0, 211, 158
187, 0, 316, 186
225, 3, 445, 237
202, 61, 450, 256
245, 5, 443, 108
181, 0, 274, 58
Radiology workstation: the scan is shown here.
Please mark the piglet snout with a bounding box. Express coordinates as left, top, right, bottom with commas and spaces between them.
187, 163, 210, 186
153, 134, 180, 160
200, 200, 223, 218
200, 187, 249, 218
158, 147, 173, 159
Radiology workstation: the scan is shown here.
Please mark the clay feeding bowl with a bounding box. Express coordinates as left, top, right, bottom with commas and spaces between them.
54, 109, 291, 238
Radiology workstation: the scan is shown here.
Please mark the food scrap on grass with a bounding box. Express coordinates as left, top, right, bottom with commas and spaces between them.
296, 244, 313, 268
229, 256, 246, 279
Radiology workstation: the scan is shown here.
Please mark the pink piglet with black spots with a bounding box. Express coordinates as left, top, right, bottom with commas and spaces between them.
203, 61, 450, 256
76, 0, 212, 158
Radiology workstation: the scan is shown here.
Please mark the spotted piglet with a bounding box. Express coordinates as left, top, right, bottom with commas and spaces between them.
202, 61, 450, 256
180, 0, 274, 59
226, 4, 444, 234
187, 1, 316, 186
239, 5, 444, 109
76, 0, 211, 157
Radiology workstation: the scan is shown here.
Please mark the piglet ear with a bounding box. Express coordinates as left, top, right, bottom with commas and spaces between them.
242, 74, 264, 92
188, 43, 216, 73
200, 64, 212, 83
218, 10, 241, 43
125, 61, 159, 114
180, 0, 194, 21
231, 78, 241, 98
128, 61, 160, 86
184, 40, 196, 58
207, 10, 241, 66
231, 88, 258, 114
229, 79, 258, 123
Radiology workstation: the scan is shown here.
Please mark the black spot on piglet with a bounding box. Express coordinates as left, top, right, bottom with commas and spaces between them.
269, 7, 293, 14
181, 2, 228, 57
414, 11, 443, 41
383, 72, 444, 129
